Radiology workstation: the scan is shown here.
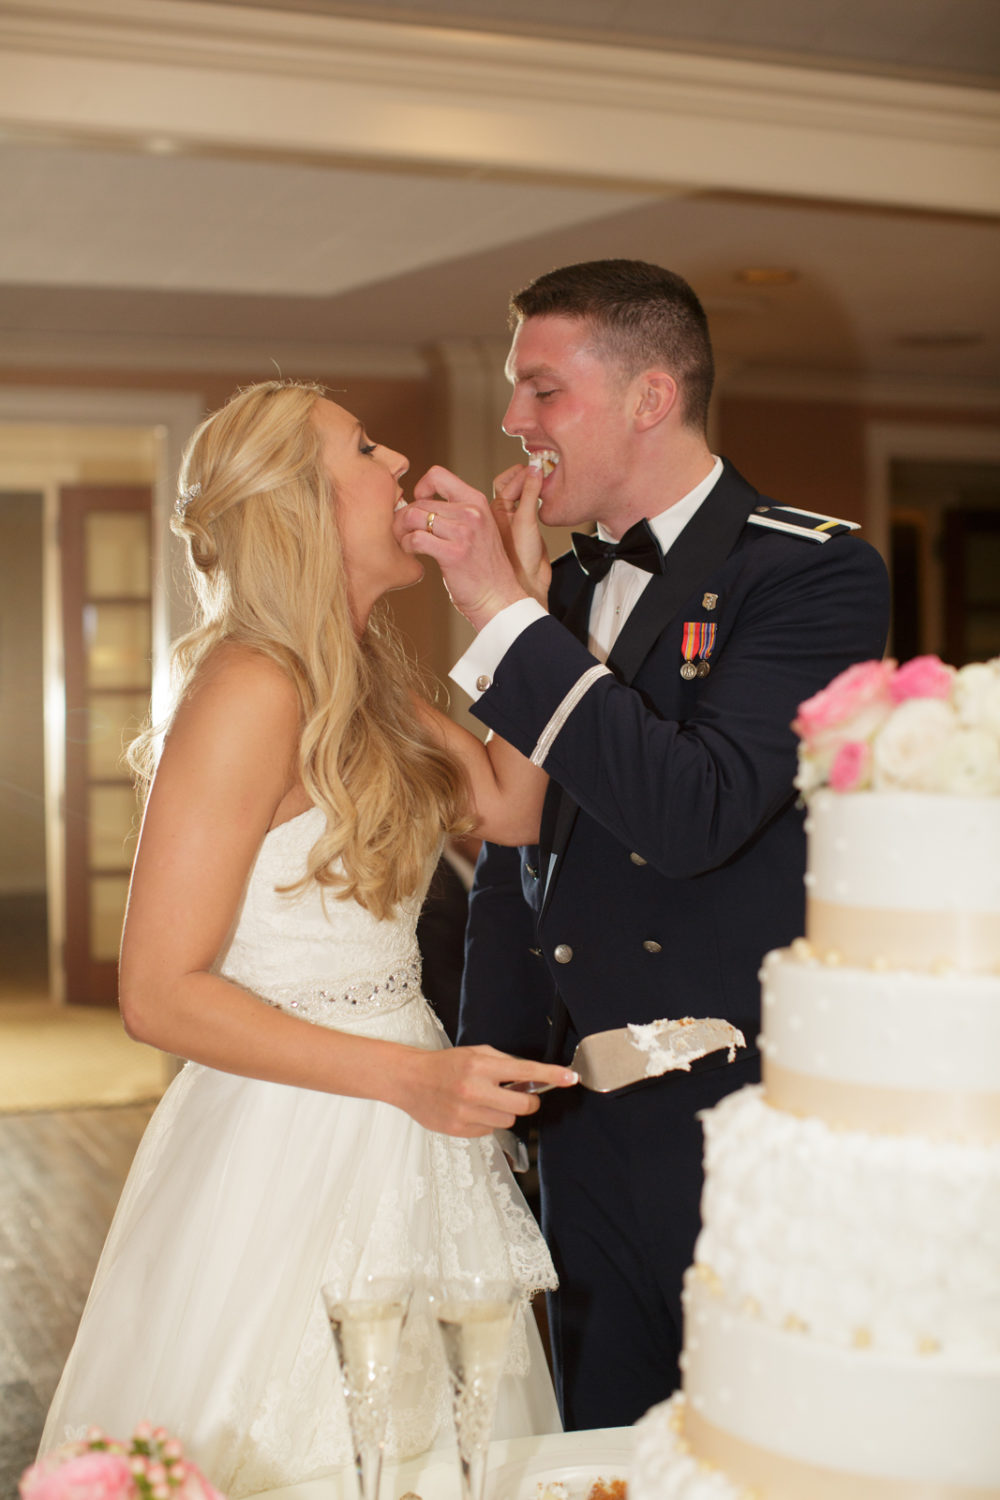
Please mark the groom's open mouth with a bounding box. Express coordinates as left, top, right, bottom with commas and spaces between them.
527, 449, 560, 478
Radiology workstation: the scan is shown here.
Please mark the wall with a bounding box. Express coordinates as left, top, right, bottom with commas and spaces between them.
718, 394, 1000, 531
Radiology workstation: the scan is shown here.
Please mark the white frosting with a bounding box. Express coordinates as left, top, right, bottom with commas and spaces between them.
760, 946, 1000, 1094
628, 1017, 745, 1075
694, 1087, 1000, 1357
633, 1396, 740, 1500
679, 1277, 1000, 1488
804, 788, 1000, 914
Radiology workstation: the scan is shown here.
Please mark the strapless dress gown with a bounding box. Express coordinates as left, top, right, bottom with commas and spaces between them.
40, 808, 560, 1495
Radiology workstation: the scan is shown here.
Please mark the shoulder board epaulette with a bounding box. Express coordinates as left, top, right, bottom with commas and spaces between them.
747, 504, 860, 543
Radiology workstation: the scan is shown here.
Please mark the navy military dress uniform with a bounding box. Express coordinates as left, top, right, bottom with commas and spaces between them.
458, 459, 891, 1430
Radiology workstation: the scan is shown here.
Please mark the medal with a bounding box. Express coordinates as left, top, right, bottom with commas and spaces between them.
680, 620, 718, 680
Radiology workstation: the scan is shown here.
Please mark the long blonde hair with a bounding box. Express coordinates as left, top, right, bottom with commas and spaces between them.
131, 380, 470, 919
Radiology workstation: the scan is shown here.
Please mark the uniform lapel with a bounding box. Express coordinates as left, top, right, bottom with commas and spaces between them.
606, 462, 758, 684
539, 463, 759, 917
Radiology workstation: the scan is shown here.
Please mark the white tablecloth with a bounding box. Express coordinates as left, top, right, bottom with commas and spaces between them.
248, 1427, 634, 1500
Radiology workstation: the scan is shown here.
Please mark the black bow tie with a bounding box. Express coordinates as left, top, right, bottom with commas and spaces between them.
571, 519, 666, 581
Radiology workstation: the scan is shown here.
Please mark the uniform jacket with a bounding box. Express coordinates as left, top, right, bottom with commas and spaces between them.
459, 459, 891, 1057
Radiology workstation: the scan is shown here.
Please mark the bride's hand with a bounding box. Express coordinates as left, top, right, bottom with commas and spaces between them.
491, 463, 551, 608
393, 1045, 577, 1137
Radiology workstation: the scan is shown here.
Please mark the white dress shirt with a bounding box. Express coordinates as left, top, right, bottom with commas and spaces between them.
451, 457, 723, 698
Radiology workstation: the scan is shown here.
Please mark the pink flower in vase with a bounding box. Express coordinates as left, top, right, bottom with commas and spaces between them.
829, 739, 871, 792
889, 654, 955, 703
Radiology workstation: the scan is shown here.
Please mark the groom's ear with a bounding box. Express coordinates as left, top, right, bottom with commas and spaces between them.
631, 372, 678, 431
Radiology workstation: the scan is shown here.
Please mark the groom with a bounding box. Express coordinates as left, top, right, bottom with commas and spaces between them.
399, 258, 891, 1429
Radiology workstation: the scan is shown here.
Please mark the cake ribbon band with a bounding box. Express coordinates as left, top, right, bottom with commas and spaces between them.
763, 1062, 1000, 1142
683, 1406, 999, 1499
807, 902, 1000, 974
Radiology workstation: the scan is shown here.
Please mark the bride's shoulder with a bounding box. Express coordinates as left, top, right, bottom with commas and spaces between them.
187, 642, 299, 715
167, 643, 300, 769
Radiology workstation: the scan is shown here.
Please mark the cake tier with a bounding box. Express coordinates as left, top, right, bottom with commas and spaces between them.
656, 1277, 1000, 1496
694, 1088, 1000, 1357
759, 947, 1000, 1141
804, 789, 1000, 972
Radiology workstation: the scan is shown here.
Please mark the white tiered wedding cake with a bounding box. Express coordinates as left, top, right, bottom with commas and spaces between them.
632, 654, 1000, 1498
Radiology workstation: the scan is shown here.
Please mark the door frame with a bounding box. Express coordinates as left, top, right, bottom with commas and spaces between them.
865, 422, 1000, 563
0, 387, 202, 1002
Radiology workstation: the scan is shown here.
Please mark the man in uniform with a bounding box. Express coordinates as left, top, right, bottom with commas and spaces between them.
396, 259, 890, 1429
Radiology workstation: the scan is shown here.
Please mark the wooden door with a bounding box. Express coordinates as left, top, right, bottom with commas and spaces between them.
943, 507, 1000, 666
61, 485, 152, 1005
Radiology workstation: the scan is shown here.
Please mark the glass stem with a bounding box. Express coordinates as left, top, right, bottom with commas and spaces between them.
355, 1442, 383, 1500
458, 1442, 490, 1500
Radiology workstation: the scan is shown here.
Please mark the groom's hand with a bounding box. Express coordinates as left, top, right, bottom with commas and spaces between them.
491, 462, 550, 607
395, 466, 530, 631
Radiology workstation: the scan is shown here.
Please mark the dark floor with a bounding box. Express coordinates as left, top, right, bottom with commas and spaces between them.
0, 1105, 153, 1499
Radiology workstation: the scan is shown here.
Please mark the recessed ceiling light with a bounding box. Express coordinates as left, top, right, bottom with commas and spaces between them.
734, 267, 800, 286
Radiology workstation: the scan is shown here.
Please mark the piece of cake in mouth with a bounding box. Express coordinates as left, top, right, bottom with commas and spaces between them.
528, 449, 559, 477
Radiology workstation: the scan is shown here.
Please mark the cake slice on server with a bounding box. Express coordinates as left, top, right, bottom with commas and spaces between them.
632, 653, 1000, 1500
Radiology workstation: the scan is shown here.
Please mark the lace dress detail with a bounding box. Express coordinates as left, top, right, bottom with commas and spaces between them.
40, 808, 559, 1496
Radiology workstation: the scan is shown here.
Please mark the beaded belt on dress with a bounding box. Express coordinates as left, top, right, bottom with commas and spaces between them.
258, 957, 422, 1025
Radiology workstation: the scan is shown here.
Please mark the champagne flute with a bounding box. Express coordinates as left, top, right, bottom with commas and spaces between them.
428, 1275, 520, 1500
321, 1275, 412, 1500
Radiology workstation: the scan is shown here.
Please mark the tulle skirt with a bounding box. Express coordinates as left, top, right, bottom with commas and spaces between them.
40, 995, 560, 1496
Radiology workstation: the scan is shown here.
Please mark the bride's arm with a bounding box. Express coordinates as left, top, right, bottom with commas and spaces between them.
118, 645, 574, 1133
415, 699, 547, 846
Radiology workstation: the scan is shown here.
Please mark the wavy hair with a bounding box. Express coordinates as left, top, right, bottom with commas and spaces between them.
130, 380, 470, 919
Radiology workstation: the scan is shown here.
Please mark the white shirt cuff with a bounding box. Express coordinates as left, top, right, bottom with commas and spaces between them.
450, 597, 548, 700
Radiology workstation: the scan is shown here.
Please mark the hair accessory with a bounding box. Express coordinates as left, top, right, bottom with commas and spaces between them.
175, 480, 202, 516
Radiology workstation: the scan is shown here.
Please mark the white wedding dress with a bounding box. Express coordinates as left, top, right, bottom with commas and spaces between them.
41, 808, 560, 1496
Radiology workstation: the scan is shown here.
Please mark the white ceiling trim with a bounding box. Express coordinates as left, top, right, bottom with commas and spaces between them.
1, 0, 998, 216
0, 329, 429, 378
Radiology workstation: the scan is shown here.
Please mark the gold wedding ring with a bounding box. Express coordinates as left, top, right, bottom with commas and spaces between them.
426, 511, 437, 534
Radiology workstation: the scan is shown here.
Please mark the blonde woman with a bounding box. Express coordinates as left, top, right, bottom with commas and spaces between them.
40, 383, 575, 1495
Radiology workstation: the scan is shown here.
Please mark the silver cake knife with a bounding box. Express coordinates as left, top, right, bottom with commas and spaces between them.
505, 1016, 746, 1095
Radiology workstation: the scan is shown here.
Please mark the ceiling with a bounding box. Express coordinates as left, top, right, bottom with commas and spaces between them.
0, 0, 998, 401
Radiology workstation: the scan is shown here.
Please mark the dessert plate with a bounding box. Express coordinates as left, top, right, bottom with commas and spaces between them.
488, 1444, 630, 1500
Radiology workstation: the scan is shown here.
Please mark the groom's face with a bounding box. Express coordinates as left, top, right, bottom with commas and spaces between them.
502, 314, 636, 535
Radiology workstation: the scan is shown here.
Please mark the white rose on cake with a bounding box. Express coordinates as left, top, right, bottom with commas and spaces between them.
954, 660, 1000, 738
929, 725, 1000, 796
870, 698, 958, 791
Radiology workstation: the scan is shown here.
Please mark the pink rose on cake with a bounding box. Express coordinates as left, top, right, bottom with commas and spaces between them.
20, 1426, 225, 1500
792, 659, 896, 794
794, 653, 1000, 796
888, 654, 956, 703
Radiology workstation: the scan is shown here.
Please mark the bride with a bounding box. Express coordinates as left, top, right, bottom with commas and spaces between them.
39, 381, 576, 1496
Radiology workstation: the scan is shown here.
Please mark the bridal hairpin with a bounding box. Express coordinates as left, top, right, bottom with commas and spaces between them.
176, 480, 202, 516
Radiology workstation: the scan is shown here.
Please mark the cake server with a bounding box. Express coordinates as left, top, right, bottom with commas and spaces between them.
505, 1016, 746, 1095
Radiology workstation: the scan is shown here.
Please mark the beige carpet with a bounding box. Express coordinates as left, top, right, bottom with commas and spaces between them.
0, 1001, 170, 1113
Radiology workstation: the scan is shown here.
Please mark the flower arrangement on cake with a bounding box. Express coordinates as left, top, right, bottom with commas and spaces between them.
19, 1424, 224, 1500
793, 652, 1000, 796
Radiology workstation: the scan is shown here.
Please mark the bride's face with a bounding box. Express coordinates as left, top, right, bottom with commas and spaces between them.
310, 397, 421, 623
